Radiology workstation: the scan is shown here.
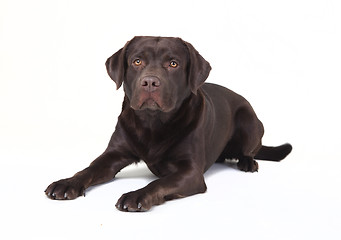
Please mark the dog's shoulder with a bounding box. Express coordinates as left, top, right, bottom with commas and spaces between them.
202, 83, 247, 105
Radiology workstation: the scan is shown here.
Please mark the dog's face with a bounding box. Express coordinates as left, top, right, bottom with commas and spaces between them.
106, 36, 211, 112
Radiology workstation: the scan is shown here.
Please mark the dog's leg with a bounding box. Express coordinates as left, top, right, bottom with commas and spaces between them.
233, 107, 264, 172
115, 162, 207, 212
45, 151, 137, 200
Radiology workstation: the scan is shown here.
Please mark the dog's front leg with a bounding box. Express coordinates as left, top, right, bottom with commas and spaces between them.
115, 162, 207, 212
45, 150, 137, 200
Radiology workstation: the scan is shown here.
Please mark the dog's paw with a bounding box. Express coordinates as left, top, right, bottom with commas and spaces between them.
116, 189, 163, 212
45, 178, 85, 200
237, 158, 259, 172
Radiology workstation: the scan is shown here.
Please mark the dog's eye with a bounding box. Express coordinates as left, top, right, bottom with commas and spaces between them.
170, 61, 178, 68
133, 59, 142, 66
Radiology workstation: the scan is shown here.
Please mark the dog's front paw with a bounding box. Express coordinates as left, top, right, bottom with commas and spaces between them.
116, 189, 164, 212
45, 178, 85, 200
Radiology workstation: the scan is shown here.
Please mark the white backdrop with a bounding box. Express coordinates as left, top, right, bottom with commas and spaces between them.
1, 0, 340, 239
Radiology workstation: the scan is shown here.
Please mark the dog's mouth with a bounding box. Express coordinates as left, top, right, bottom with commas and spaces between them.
130, 88, 175, 112
130, 91, 163, 111
140, 98, 161, 110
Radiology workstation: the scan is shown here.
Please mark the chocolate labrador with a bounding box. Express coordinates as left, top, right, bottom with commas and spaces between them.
45, 36, 292, 211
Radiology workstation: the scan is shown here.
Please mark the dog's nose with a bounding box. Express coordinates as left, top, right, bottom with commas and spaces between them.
141, 76, 161, 92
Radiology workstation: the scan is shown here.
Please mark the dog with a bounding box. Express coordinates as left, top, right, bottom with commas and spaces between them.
45, 36, 292, 211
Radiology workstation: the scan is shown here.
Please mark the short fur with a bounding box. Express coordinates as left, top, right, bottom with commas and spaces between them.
45, 36, 292, 211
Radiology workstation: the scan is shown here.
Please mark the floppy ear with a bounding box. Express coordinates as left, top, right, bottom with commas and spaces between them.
184, 41, 212, 95
105, 41, 130, 90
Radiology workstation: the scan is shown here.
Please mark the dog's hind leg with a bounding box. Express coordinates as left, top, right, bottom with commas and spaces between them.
232, 106, 264, 172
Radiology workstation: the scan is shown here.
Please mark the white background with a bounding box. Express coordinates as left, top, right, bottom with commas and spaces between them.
1, 0, 340, 239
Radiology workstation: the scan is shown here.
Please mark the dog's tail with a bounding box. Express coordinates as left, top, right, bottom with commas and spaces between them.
254, 143, 292, 161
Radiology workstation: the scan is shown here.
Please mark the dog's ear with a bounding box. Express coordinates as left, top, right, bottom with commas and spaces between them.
183, 41, 212, 95
105, 41, 131, 90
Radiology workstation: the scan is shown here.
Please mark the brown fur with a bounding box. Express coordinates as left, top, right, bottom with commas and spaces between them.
45, 36, 292, 211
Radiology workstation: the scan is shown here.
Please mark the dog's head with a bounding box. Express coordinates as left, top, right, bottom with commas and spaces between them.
106, 36, 211, 112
